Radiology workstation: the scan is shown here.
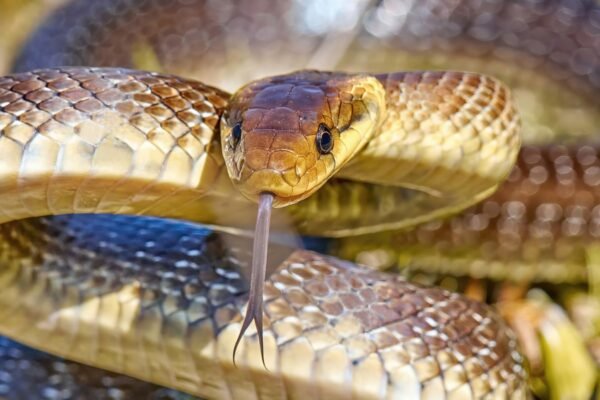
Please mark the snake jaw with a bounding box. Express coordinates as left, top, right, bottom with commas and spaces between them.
233, 192, 273, 368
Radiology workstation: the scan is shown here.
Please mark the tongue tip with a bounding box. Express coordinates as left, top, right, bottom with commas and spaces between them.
232, 191, 273, 369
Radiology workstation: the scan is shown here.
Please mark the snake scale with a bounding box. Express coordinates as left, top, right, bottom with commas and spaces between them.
0, 0, 599, 398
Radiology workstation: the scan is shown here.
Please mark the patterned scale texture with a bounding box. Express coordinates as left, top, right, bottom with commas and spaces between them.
0, 215, 526, 399
339, 144, 600, 284
0, 337, 192, 400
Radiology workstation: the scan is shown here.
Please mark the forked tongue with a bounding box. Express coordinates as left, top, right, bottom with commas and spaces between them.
233, 192, 273, 368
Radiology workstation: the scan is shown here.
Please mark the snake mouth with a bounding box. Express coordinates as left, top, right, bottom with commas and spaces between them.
234, 168, 326, 208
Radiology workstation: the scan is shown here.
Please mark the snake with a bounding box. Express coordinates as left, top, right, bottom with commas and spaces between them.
1, 0, 599, 398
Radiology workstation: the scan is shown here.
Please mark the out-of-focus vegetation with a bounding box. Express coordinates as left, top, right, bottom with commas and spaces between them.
0, 0, 66, 74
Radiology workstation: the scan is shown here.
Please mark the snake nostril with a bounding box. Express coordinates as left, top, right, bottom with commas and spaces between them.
295, 158, 307, 177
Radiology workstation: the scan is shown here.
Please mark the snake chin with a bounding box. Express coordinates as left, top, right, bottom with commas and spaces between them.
236, 169, 330, 208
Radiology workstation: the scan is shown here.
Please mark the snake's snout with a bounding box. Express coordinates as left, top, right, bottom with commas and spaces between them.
223, 118, 315, 207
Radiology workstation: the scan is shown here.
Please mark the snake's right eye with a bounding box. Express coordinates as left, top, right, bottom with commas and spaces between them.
232, 123, 242, 145
316, 123, 333, 154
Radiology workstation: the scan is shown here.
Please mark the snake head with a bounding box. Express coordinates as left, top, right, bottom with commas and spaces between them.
221, 70, 386, 207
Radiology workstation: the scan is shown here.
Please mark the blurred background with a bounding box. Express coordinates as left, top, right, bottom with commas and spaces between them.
1, 0, 600, 398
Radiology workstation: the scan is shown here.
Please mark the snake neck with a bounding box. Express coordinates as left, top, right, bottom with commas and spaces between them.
340, 71, 521, 203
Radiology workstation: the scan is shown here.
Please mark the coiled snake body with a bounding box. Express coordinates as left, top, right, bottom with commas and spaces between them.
2, 0, 599, 398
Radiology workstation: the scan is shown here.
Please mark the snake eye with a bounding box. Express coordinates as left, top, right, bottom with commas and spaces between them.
316, 124, 333, 154
231, 123, 242, 146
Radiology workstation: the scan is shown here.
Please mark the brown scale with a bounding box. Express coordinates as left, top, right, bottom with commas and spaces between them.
342, 144, 600, 285
0, 215, 527, 398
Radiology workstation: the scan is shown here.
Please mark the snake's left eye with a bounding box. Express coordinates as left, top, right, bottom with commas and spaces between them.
231, 123, 242, 145
316, 124, 333, 154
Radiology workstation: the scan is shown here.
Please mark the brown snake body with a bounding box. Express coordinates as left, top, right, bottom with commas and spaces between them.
0, 63, 522, 398
1, 0, 600, 398
339, 144, 600, 285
